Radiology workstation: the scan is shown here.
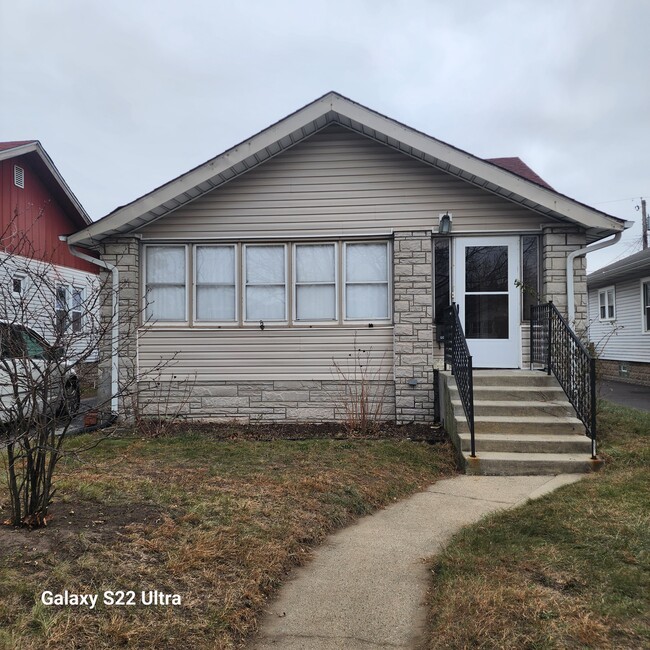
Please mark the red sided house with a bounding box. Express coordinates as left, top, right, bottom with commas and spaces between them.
0, 141, 99, 360
69, 93, 629, 474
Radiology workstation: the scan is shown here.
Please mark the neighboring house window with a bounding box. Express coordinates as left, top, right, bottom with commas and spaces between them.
71, 287, 84, 333
344, 242, 390, 320
598, 287, 616, 321
643, 279, 650, 333
244, 245, 287, 321
521, 235, 540, 321
55, 285, 68, 335
294, 243, 337, 321
11, 274, 25, 296
433, 238, 450, 323
195, 245, 237, 322
145, 245, 187, 322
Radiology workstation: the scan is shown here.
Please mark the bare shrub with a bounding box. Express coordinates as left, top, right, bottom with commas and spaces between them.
331, 339, 388, 435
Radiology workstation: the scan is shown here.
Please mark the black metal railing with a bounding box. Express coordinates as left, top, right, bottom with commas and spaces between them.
531, 301, 597, 458
442, 304, 475, 457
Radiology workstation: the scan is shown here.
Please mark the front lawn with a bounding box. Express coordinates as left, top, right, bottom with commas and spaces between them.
0, 432, 456, 649
424, 402, 650, 649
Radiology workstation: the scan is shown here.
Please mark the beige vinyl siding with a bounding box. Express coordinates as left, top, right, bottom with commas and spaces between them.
138, 125, 551, 240
588, 278, 650, 363
138, 326, 393, 381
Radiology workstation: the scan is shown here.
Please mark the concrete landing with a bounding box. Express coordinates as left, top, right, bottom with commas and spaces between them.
250, 474, 583, 650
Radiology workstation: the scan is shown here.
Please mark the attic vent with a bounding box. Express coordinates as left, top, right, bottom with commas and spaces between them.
13, 165, 24, 189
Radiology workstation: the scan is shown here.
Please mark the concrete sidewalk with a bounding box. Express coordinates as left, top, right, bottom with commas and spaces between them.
251, 474, 583, 650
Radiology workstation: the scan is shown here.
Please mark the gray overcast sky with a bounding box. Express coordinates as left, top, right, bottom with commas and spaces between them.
1, 0, 648, 271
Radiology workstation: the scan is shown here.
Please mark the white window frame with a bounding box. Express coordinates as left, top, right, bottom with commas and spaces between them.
598, 286, 616, 321
55, 284, 69, 335
292, 242, 338, 323
142, 244, 189, 324
193, 244, 238, 324
243, 243, 288, 324
342, 241, 392, 322
70, 286, 84, 333
642, 277, 650, 334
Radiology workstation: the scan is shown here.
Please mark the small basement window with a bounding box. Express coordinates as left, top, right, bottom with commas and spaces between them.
14, 165, 24, 189
598, 286, 616, 321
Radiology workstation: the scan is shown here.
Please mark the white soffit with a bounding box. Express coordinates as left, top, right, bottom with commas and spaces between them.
68, 92, 626, 247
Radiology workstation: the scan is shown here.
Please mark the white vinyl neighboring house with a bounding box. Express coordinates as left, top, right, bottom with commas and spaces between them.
587, 248, 650, 386
68, 92, 628, 423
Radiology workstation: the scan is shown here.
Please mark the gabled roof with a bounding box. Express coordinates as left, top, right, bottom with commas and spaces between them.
68, 91, 627, 247
587, 248, 650, 288
0, 140, 37, 152
485, 157, 554, 190
0, 141, 91, 228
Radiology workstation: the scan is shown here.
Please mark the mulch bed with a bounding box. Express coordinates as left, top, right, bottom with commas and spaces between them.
137, 420, 447, 443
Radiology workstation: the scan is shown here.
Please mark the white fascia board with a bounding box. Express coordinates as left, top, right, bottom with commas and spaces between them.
69, 98, 338, 246
329, 95, 625, 233
69, 92, 626, 245
0, 142, 92, 226
0, 142, 39, 161
588, 258, 650, 288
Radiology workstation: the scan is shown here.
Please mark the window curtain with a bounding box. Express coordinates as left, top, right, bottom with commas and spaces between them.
295, 244, 335, 320
245, 246, 286, 320
345, 243, 389, 319
196, 246, 236, 321
145, 246, 186, 321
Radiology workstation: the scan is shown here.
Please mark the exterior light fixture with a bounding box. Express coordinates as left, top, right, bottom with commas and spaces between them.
407, 378, 419, 387
438, 212, 452, 235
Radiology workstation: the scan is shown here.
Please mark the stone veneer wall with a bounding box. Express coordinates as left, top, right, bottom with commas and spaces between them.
138, 380, 396, 422
542, 225, 588, 335
97, 237, 140, 418
393, 231, 435, 423
597, 359, 650, 387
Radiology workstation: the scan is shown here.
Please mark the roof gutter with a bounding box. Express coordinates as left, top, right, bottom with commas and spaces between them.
567, 230, 627, 327
60, 236, 119, 416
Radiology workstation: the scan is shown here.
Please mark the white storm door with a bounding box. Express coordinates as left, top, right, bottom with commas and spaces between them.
454, 237, 520, 368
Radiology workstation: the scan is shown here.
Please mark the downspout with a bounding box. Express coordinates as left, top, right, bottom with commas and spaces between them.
59, 236, 119, 415
566, 231, 623, 327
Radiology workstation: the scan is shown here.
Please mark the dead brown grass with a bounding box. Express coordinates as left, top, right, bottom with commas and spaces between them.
423, 402, 650, 650
0, 433, 456, 649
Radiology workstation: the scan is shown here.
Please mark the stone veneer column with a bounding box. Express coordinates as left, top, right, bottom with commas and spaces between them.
97, 237, 140, 420
542, 226, 588, 335
393, 231, 435, 423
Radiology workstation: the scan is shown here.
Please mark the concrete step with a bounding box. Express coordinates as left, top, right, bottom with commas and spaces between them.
457, 415, 585, 435
471, 370, 558, 387
452, 399, 577, 418
463, 451, 602, 476
449, 385, 567, 402
458, 432, 592, 454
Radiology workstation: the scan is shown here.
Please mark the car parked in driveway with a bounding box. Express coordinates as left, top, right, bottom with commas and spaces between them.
0, 322, 80, 425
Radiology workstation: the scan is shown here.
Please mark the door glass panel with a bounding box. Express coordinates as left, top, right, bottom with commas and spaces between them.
466, 246, 508, 292
465, 295, 509, 339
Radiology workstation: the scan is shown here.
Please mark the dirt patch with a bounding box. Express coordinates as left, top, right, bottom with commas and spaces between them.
0, 500, 163, 556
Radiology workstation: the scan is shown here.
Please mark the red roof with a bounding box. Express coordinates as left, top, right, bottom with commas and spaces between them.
0, 140, 37, 152
485, 156, 553, 190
